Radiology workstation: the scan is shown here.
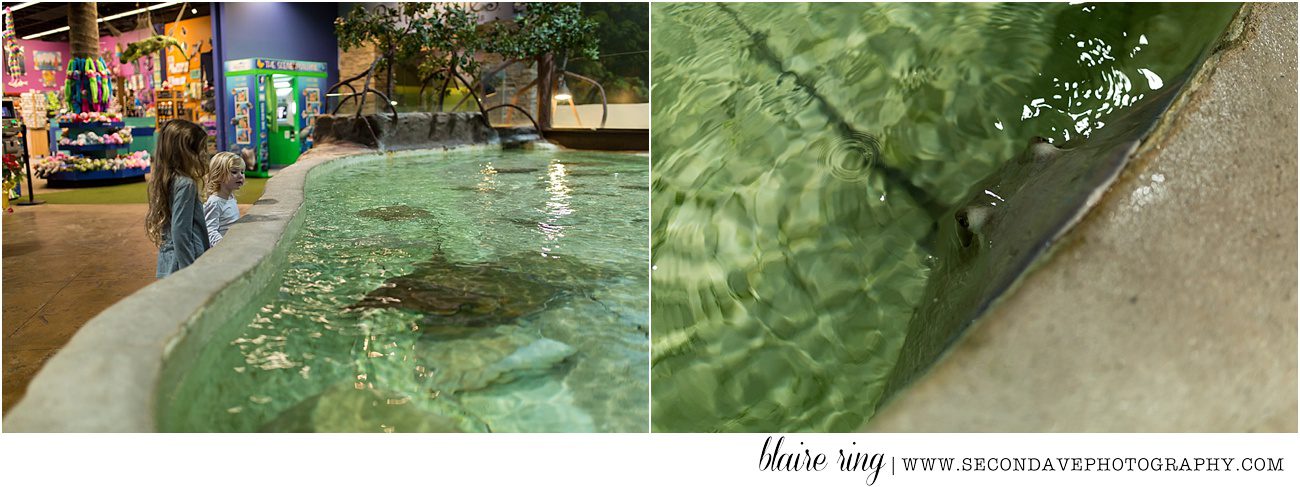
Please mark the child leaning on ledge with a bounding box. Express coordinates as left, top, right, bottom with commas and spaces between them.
148, 119, 211, 278
203, 152, 246, 247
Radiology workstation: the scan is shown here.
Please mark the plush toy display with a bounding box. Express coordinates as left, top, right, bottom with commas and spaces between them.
3, 7, 26, 84
63, 57, 114, 113
56, 111, 122, 124
33, 150, 150, 177
58, 128, 133, 147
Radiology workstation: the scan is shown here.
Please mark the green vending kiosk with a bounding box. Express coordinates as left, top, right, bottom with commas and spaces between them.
223, 58, 328, 178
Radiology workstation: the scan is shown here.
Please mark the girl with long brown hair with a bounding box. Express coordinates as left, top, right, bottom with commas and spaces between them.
147, 119, 211, 278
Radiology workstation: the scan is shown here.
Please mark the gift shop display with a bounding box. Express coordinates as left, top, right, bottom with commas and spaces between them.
36, 111, 150, 184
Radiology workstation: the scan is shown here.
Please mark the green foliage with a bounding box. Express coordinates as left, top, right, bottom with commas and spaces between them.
336, 2, 601, 70
335, 3, 432, 67
334, 2, 606, 106
412, 5, 488, 80
568, 3, 648, 104
496, 3, 599, 61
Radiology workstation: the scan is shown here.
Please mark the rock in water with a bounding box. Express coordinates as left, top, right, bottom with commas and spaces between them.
415, 332, 577, 393
356, 204, 433, 221
488, 339, 577, 384
259, 383, 465, 433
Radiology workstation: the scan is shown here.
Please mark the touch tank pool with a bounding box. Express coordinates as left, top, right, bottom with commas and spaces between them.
649, 3, 1240, 432
158, 148, 649, 432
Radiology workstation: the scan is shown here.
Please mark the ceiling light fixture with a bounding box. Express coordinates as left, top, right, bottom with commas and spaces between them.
22, 1, 182, 40
8, 2, 39, 12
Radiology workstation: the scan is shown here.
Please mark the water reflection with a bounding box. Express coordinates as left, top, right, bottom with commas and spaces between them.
541, 160, 573, 253
478, 161, 498, 193
1022, 29, 1168, 143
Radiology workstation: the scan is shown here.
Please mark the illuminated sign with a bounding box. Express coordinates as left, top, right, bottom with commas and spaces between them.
225, 58, 326, 73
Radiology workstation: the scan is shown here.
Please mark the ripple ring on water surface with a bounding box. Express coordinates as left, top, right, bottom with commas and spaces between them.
820, 130, 880, 182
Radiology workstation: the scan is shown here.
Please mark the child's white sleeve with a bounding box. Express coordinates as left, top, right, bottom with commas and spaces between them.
204, 200, 224, 246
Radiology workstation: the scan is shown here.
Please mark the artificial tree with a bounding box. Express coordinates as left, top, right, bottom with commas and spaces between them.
413, 5, 486, 112
491, 2, 600, 129
566, 3, 648, 105
411, 4, 542, 130
329, 2, 603, 131
333, 3, 431, 119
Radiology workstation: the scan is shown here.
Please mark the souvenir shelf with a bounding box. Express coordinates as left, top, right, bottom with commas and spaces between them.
156, 89, 194, 123
41, 113, 149, 183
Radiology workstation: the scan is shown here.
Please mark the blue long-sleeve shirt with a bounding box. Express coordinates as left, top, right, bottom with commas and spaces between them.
156, 176, 211, 278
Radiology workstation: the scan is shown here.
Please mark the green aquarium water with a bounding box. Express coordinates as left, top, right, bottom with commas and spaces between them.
650, 2, 1238, 432
161, 149, 649, 432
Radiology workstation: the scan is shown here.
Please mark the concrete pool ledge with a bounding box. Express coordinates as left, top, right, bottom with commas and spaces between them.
4, 141, 433, 432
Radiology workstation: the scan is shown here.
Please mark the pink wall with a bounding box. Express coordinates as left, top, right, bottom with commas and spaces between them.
4, 29, 157, 95
5, 38, 69, 92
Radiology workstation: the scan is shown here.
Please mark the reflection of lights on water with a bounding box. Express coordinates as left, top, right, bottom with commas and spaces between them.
479, 162, 497, 193
1018, 5, 1165, 143
541, 161, 573, 246
1136, 68, 1163, 89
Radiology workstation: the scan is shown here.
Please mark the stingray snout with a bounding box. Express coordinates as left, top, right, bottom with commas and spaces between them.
954, 205, 993, 249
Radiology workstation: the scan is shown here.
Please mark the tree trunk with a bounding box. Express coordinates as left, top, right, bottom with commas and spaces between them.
68, 2, 100, 58
386, 60, 394, 105
536, 53, 554, 130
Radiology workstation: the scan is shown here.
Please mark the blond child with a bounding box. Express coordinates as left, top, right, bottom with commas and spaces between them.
204, 152, 246, 246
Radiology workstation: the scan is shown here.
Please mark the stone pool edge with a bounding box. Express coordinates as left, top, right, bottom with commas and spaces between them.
6, 142, 380, 432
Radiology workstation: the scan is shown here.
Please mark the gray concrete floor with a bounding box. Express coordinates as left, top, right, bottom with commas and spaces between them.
2, 202, 252, 414
2, 204, 158, 413
867, 3, 1297, 432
